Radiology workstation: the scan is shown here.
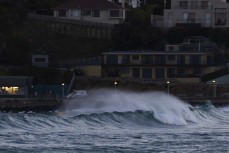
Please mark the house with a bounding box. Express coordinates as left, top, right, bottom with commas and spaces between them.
164, 0, 229, 28
108, 0, 142, 8
53, 0, 125, 24
0, 76, 33, 98
32, 55, 49, 67
101, 36, 223, 83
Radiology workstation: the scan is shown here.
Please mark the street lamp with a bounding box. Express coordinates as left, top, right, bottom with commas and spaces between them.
212, 80, 217, 98
114, 81, 117, 93
167, 81, 170, 95
62, 83, 65, 101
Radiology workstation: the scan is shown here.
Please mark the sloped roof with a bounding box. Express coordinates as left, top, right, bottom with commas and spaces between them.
0, 76, 33, 87
53, 0, 123, 10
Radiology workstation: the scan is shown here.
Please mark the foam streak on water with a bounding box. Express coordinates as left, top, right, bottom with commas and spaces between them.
0, 89, 229, 152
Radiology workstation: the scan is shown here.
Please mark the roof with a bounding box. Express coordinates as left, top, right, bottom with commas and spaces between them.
53, 0, 123, 10
0, 76, 33, 87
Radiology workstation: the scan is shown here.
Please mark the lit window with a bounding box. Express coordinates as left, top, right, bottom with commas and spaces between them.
1, 87, 23, 95
71, 10, 80, 17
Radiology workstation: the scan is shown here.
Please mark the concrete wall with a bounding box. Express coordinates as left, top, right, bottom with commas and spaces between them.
176, 77, 200, 83
202, 66, 224, 75
80, 65, 102, 77
210, 74, 229, 84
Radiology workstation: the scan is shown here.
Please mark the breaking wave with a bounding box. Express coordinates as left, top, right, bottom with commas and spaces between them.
65, 89, 197, 126
0, 89, 228, 131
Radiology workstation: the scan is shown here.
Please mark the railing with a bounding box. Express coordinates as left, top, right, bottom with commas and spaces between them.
58, 57, 101, 68
173, 5, 212, 10
176, 18, 202, 24
28, 14, 114, 28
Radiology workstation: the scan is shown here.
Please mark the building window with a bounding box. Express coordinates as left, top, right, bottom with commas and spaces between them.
110, 10, 121, 17
168, 46, 175, 51
177, 68, 186, 77
59, 10, 67, 17
167, 68, 176, 78
155, 68, 165, 78
155, 55, 166, 65
1, 87, 24, 95
132, 68, 140, 78
189, 55, 201, 65
190, 1, 198, 9
132, 55, 140, 60
201, 1, 209, 9
122, 55, 130, 64
35, 58, 46, 63
71, 10, 80, 17
107, 68, 120, 77
167, 55, 176, 61
92, 10, 100, 17
83, 10, 91, 16
168, 12, 174, 26
177, 55, 185, 65
179, 1, 188, 9
215, 8, 227, 26
183, 13, 195, 23
121, 67, 130, 74
107, 55, 118, 64
205, 13, 211, 26
142, 55, 153, 64
142, 68, 152, 79
221, 0, 229, 3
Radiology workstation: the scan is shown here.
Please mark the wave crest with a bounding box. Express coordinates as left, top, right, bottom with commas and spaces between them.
65, 89, 197, 125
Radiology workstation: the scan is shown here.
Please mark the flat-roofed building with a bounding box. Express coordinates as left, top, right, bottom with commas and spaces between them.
102, 36, 223, 83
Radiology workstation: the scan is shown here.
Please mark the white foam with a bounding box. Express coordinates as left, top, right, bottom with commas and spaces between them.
66, 89, 197, 125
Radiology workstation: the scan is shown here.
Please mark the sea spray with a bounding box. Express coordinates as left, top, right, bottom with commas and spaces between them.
0, 103, 229, 152
65, 89, 197, 125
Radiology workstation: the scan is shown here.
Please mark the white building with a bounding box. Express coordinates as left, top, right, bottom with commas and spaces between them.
164, 0, 229, 28
53, 0, 125, 24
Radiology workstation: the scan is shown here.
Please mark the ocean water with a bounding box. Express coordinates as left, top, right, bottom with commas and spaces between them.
0, 89, 229, 153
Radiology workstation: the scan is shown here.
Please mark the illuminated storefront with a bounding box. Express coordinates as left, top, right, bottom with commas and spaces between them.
0, 76, 32, 97
0, 87, 24, 95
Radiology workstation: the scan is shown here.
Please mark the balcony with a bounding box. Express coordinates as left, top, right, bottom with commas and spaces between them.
173, 5, 212, 10
176, 18, 202, 24
215, 19, 228, 26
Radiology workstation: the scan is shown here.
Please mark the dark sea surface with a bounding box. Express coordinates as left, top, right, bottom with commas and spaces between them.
0, 90, 229, 153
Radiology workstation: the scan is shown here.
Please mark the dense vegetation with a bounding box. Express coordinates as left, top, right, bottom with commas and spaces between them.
0, 0, 168, 64
0, 0, 228, 84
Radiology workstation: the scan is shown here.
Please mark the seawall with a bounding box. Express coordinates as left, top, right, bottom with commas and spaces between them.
0, 98, 61, 112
